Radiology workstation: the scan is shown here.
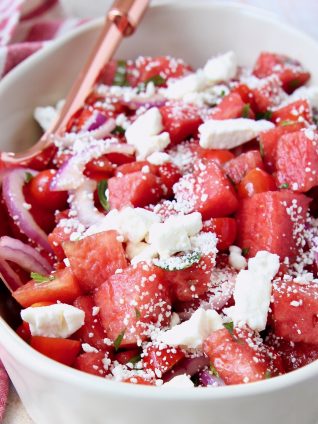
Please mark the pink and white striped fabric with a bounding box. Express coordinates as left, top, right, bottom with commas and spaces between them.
0, 0, 84, 78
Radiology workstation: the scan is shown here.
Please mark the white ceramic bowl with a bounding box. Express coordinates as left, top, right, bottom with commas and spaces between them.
0, 2, 318, 423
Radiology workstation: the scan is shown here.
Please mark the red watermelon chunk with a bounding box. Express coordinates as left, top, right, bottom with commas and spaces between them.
258, 122, 305, 172
73, 296, 108, 351
108, 171, 163, 210
63, 230, 128, 292
271, 280, 318, 344
74, 352, 110, 377
271, 99, 312, 125
156, 162, 182, 197
252, 75, 285, 113
224, 150, 264, 184
275, 129, 318, 192
210, 92, 255, 120
143, 345, 185, 376
253, 52, 310, 94
94, 264, 171, 347
174, 160, 239, 220
203, 328, 283, 385
160, 102, 203, 145
136, 56, 191, 84
236, 191, 310, 261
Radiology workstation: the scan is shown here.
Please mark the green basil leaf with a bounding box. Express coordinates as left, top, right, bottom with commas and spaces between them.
31, 272, 55, 284
97, 180, 110, 212
113, 60, 129, 87
114, 329, 125, 351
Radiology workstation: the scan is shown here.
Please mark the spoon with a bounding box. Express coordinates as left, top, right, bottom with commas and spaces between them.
0, 0, 149, 165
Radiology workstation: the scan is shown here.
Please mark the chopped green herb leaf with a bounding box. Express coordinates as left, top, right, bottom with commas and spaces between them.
289, 79, 300, 90
242, 247, 250, 257
113, 60, 128, 87
144, 74, 165, 86
241, 104, 250, 118
114, 329, 125, 351
265, 370, 271, 379
210, 363, 220, 378
223, 321, 234, 334
153, 251, 201, 271
97, 180, 110, 212
135, 308, 141, 319
259, 141, 265, 159
256, 110, 272, 121
25, 172, 33, 183
280, 120, 294, 127
112, 125, 125, 135
31, 272, 55, 284
279, 183, 289, 189
128, 354, 141, 365
220, 89, 226, 97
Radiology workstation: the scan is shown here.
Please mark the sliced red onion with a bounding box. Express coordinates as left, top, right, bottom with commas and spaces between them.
163, 356, 210, 382
0, 236, 52, 274
51, 140, 134, 191
125, 98, 166, 111
88, 118, 116, 139
198, 370, 225, 387
85, 111, 108, 132
0, 258, 23, 291
2, 169, 52, 252
72, 178, 105, 226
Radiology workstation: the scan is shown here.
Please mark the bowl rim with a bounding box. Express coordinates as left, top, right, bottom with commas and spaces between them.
1, 0, 318, 400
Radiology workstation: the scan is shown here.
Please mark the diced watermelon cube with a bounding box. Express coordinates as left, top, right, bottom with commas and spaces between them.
73, 296, 108, 351
174, 161, 239, 220
253, 52, 310, 94
203, 328, 283, 385
271, 99, 312, 125
236, 191, 310, 261
252, 75, 285, 113
156, 162, 182, 197
224, 150, 264, 184
160, 102, 203, 145
258, 122, 305, 172
143, 345, 185, 376
63, 230, 128, 292
136, 56, 191, 84
210, 92, 255, 120
74, 352, 110, 377
271, 280, 318, 344
94, 264, 171, 347
115, 161, 158, 176
108, 171, 163, 210
202, 217, 237, 251
275, 130, 318, 192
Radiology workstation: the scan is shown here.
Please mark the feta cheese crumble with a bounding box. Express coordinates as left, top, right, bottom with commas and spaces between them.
203, 51, 237, 83
21, 303, 85, 338
224, 251, 280, 331
229, 246, 247, 270
162, 374, 194, 388
199, 118, 275, 150
157, 308, 223, 349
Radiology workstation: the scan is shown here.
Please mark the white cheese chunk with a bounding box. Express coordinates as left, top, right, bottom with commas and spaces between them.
203, 51, 237, 83
157, 308, 223, 349
148, 212, 202, 259
229, 245, 247, 270
162, 375, 194, 388
125, 107, 170, 160
85, 207, 160, 243
224, 251, 280, 331
147, 152, 171, 165
33, 100, 64, 131
21, 303, 85, 338
199, 118, 274, 149
163, 70, 207, 100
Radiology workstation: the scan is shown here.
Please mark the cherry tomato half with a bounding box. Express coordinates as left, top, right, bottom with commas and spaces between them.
28, 170, 68, 211
237, 168, 276, 198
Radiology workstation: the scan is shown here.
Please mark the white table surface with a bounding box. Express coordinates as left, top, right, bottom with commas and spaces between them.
4, 0, 318, 422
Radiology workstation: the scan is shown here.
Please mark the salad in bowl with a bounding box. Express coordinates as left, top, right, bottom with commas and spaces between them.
1, 49, 318, 389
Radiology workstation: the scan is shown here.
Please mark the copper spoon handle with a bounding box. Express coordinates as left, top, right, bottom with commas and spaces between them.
2, 0, 149, 164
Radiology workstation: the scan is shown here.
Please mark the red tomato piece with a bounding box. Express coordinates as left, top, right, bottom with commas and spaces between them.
137, 56, 191, 84
237, 168, 276, 198
224, 150, 264, 185
202, 217, 237, 251
253, 52, 310, 94
30, 336, 81, 366
16, 321, 31, 342
84, 155, 114, 181
156, 162, 182, 197
236, 191, 310, 262
203, 328, 283, 385
115, 349, 140, 365
74, 352, 110, 377
271, 280, 318, 344
271, 99, 312, 125
13, 268, 82, 308
210, 92, 255, 120
188, 143, 235, 165
232, 84, 258, 112
63, 230, 128, 292
94, 264, 171, 347
275, 130, 318, 192
160, 103, 203, 145
166, 254, 215, 302
143, 345, 185, 376
108, 172, 163, 210
73, 296, 108, 351
48, 223, 74, 261
27, 169, 68, 211
115, 161, 157, 176
258, 122, 305, 172
122, 376, 155, 385
174, 161, 239, 220
105, 151, 135, 166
